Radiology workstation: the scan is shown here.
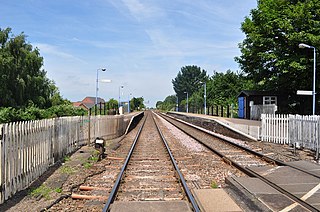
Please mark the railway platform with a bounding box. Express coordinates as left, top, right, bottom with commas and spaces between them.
227, 160, 320, 211
167, 112, 261, 141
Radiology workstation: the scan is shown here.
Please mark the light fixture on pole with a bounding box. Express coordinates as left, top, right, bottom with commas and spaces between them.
184, 91, 189, 113
128, 93, 132, 113
200, 81, 207, 115
118, 85, 124, 112
299, 43, 316, 115
176, 95, 179, 112
96, 68, 106, 106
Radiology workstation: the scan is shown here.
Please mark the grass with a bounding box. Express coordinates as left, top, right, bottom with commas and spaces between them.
54, 187, 62, 193
60, 165, 75, 175
63, 156, 71, 162
88, 155, 99, 162
83, 162, 92, 169
30, 185, 52, 200
211, 180, 219, 189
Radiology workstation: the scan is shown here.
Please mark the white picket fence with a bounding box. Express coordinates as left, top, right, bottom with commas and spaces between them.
261, 114, 289, 144
0, 114, 129, 204
261, 114, 320, 159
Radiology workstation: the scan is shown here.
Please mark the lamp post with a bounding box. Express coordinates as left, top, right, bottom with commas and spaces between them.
96, 68, 106, 106
200, 81, 207, 115
184, 91, 189, 113
128, 93, 132, 113
299, 43, 316, 115
118, 85, 124, 113
176, 95, 179, 112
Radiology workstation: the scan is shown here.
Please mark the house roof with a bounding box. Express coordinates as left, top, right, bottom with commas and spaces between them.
73, 96, 105, 109
238, 90, 280, 97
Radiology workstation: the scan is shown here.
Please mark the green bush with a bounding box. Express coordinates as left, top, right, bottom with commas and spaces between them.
0, 105, 87, 124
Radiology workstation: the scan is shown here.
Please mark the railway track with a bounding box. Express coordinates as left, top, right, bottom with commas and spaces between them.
48, 110, 319, 211
103, 111, 200, 211
158, 112, 320, 211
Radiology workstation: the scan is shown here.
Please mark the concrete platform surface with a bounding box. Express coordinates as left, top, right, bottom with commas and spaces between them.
193, 189, 242, 212
228, 176, 310, 211
168, 111, 260, 140
110, 200, 192, 212
248, 164, 320, 210
286, 160, 320, 177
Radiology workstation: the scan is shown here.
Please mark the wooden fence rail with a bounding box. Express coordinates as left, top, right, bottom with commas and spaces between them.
261, 114, 320, 159
0, 115, 128, 204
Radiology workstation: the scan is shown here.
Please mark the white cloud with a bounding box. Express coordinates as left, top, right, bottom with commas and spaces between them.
34, 43, 86, 63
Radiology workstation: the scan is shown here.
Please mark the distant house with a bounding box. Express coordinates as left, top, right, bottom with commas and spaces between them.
73, 97, 105, 110
238, 90, 287, 120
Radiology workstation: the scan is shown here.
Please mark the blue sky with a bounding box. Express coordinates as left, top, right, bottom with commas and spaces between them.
1, 0, 257, 107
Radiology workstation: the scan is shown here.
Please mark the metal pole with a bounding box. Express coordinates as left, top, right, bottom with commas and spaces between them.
176, 95, 179, 112
95, 69, 99, 105
313, 47, 316, 115
204, 82, 207, 115
186, 92, 189, 113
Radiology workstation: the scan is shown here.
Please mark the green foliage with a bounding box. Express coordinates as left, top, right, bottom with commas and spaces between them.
206, 70, 254, 106
172, 65, 208, 106
29, 185, 52, 200
0, 104, 86, 124
55, 187, 62, 193
83, 162, 92, 169
163, 65, 253, 112
156, 95, 177, 111
0, 28, 64, 108
105, 98, 118, 109
130, 97, 145, 111
60, 165, 75, 175
235, 0, 320, 112
88, 155, 99, 162
210, 180, 219, 189
63, 156, 71, 162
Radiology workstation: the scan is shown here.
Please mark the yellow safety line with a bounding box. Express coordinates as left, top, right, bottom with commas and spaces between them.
279, 182, 320, 212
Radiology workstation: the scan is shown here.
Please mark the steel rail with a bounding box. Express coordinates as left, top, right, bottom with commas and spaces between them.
158, 112, 319, 212
151, 112, 200, 212
102, 114, 147, 212
160, 113, 320, 179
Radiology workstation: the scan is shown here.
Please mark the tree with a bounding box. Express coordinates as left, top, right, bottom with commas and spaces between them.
0, 28, 60, 108
172, 65, 208, 106
106, 98, 118, 110
156, 95, 177, 111
235, 0, 320, 112
207, 70, 254, 106
130, 97, 145, 111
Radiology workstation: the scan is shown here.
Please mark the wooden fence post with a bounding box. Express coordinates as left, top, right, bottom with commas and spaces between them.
227, 105, 230, 117
221, 106, 224, 117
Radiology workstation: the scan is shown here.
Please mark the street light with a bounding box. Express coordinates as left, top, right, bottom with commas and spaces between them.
95, 68, 106, 105
200, 81, 207, 115
299, 43, 316, 115
184, 91, 189, 113
128, 93, 132, 113
118, 85, 124, 113
176, 95, 179, 112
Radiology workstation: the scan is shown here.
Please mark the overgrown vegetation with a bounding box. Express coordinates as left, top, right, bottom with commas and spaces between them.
210, 180, 219, 189
60, 165, 75, 175
0, 104, 86, 123
29, 185, 52, 200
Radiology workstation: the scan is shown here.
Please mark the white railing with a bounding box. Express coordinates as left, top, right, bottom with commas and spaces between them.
0, 114, 129, 204
289, 115, 319, 150
261, 114, 319, 159
261, 114, 289, 144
